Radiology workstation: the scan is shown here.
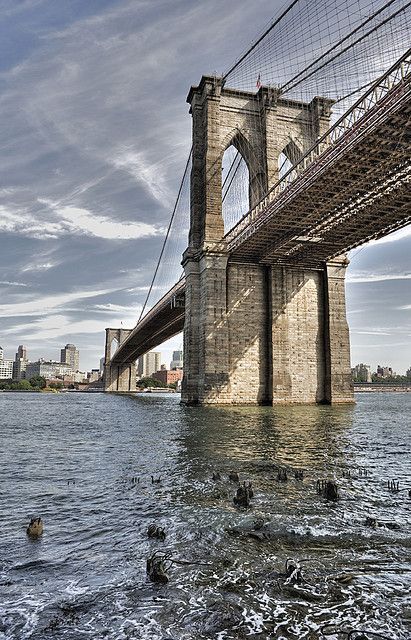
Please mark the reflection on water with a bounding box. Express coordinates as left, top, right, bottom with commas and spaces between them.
0, 392, 410, 639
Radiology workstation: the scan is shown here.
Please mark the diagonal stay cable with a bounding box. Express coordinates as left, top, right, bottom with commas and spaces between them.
137, 148, 192, 324
282, 0, 411, 94
281, 0, 400, 93
222, 0, 301, 82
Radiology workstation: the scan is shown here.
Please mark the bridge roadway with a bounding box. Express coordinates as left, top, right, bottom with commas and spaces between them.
110, 56, 411, 367
110, 279, 185, 365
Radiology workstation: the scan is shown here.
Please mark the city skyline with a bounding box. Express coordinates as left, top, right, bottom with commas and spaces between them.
0, 0, 409, 372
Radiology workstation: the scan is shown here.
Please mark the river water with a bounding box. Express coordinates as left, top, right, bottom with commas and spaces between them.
0, 392, 410, 640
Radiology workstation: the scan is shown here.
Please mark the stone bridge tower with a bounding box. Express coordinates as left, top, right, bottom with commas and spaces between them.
182, 75, 353, 405
104, 328, 136, 392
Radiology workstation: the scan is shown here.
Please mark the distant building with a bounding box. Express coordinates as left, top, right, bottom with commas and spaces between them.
99, 357, 105, 376
26, 360, 72, 380
352, 363, 372, 383
137, 351, 161, 378
407, 366, 411, 378
60, 344, 79, 372
13, 345, 28, 380
153, 369, 183, 386
0, 347, 13, 379
376, 365, 395, 378
88, 369, 101, 383
170, 350, 183, 370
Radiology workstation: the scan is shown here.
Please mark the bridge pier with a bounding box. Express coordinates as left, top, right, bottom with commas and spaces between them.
182, 254, 353, 405
103, 328, 136, 393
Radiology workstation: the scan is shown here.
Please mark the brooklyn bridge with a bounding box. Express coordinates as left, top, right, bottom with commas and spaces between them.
103, 0, 411, 405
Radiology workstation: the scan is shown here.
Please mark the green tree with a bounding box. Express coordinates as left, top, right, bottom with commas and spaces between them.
49, 381, 63, 389
137, 376, 163, 388
17, 380, 32, 390
29, 375, 47, 389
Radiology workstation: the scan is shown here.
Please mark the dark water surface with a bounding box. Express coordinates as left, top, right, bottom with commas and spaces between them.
0, 392, 410, 639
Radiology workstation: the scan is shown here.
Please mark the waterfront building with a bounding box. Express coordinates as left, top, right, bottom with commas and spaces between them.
0, 347, 13, 379
100, 357, 105, 376
26, 360, 72, 380
88, 369, 101, 383
153, 368, 183, 386
137, 351, 161, 378
60, 344, 79, 372
170, 350, 183, 370
13, 345, 28, 380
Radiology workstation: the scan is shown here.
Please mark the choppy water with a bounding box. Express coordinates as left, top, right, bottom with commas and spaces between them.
0, 392, 410, 640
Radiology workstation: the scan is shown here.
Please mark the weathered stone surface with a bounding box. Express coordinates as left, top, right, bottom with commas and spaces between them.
103, 328, 136, 392
181, 76, 353, 405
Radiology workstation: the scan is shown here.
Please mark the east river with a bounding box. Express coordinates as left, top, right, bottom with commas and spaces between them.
0, 392, 410, 639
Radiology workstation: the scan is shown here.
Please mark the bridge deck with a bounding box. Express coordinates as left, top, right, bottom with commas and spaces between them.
110, 280, 185, 365
226, 70, 411, 266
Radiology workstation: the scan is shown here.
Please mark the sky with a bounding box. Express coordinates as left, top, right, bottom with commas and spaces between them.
0, 0, 409, 374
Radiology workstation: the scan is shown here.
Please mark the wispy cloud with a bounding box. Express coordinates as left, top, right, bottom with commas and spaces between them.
21, 262, 56, 272
366, 226, 411, 246
0, 288, 118, 318
352, 330, 391, 336
346, 273, 411, 284
42, 201, 164, 240
112, 150, 174, 208
0, 200, 163, 241
0, 281, 28, 287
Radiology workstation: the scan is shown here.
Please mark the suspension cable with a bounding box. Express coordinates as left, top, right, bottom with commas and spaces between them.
281, 0, 399, 92
282, 0, 411, 94
137, 148, 192, 324
222, 0, 301, 82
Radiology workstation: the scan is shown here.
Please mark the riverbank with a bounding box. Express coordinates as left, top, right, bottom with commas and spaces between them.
354, 383, 411, 392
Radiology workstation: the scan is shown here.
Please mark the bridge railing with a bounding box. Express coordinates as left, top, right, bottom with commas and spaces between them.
224, 48, 411, 248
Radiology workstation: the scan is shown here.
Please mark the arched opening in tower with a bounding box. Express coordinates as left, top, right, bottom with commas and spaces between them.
222, 145, 250, 234
278, 151, 293, 179
110, 337, 119, 358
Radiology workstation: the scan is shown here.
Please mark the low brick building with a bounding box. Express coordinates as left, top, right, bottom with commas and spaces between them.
153, 369, 183, 385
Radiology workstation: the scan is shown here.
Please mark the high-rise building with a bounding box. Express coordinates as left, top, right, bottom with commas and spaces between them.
13, 345, 28, 380
0, 346, 14, 380
60, 344, 79, 372
170, 350, 183, 370
137, 351, 161, 378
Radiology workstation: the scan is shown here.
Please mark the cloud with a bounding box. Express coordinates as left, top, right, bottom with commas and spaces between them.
352, 330, 391, 336
0, 200, 163, 241
346, 273, 411, 284
21, 262, 56, 272
92, 303, 142, 314
0, 281, 28, 287
5, 314, 107, 341
43, 201, 164, 240
0, 287, 118, 318
112, 150, 174, 208
366, 226, 411, 246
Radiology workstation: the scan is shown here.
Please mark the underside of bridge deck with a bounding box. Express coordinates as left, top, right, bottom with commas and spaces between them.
227, 79, 411, 265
